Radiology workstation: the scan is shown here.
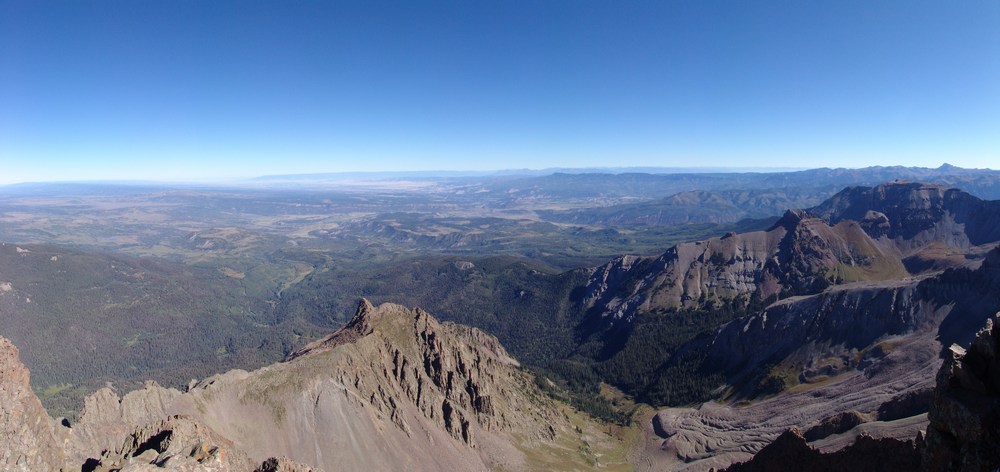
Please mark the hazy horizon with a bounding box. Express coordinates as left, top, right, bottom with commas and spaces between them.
5, 162, 999, 187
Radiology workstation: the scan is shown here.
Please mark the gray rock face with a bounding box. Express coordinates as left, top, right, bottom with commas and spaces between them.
70, 381, 183, 464
922, 314, 1000, 471
721, 313, 1000, 472
705, 279, 928, 382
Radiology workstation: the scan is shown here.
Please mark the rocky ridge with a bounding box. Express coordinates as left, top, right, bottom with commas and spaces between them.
0, 301, 589, 471
582, 208, 906, 322
581, 182, 995, 328
705, 243, 1000, 389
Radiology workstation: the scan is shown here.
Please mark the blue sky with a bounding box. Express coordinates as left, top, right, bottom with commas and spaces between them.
1, 1, 998, 183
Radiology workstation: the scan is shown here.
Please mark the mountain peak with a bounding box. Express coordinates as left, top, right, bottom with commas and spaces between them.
769, 208, 815, 231
287, 298, 412, 360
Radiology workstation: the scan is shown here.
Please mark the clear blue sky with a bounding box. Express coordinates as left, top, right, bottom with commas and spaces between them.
1, 1, 998, 183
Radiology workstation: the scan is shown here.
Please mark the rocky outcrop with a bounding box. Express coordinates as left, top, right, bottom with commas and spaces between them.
254, 457, 320, 472
877, 387, 932, 421
283, 299, 557, 448
922, 314, 1000, 471
722, 428, 921, 472
70, 380, 183, 463
803, 411, 870, 441
0, 337, 67, 471
812, 181, 1000, 254
647, 244, 1000, 469
161, 301, 572, 471
85, 415, 256, 471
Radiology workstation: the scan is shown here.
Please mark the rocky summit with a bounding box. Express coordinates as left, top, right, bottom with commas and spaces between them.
0, 301, 598, 471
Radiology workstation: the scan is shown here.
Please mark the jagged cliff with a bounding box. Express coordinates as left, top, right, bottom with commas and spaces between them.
0, 301, 595, 471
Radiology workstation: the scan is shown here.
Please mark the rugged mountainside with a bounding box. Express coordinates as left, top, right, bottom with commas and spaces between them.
705, 245, 1000, 388
582, 208, 906, 322
558, 181, 1000, 469
644, 245, 1000, 469
581, 182, 995, 327
632, 191, 1000, 470
0, 301, 613, 471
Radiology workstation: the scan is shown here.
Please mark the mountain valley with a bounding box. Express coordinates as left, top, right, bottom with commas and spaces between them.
2, 166, 1000, 470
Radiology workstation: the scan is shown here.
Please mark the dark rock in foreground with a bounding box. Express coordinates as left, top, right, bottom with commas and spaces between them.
923, 315, 1000, 471
727, 313, 1000, 472
722, 428, 920, 472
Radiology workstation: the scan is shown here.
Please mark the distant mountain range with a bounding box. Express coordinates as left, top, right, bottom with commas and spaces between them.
250, 166, 811, 181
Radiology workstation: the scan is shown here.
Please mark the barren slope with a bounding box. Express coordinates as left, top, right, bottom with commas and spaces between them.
56, 301, 620, 471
